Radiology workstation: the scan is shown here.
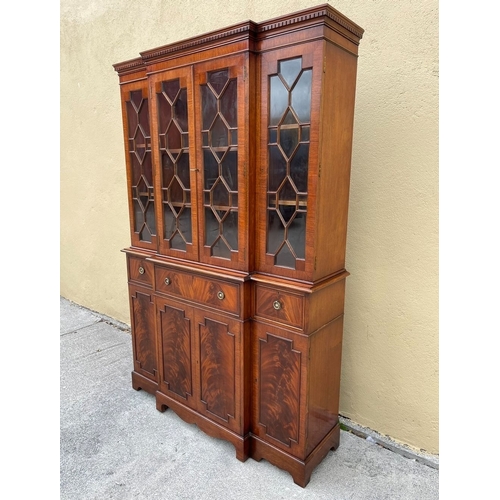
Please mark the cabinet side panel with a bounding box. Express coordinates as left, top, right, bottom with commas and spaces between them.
306, 316, 343, 456
314, 41, 359, 279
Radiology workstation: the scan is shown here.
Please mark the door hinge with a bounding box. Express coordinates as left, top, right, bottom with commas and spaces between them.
318, 163, 322, 178
244, 65, 247, 81
314, 256, 317, 270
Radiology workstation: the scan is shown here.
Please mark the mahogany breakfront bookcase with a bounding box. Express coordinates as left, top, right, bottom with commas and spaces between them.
113, 4, 363, 487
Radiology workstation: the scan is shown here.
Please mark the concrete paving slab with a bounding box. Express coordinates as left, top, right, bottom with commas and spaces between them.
60, 297, 438, 499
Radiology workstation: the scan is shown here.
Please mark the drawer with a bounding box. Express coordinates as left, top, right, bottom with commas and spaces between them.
254, 284, 305, 329
128, 256, 153, 287
155, 265, 239, 315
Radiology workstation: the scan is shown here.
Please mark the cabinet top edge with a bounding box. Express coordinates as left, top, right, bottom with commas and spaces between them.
112, 4, 363, 75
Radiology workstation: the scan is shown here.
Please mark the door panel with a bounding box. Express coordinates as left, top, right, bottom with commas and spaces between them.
251, 322, 308, 457
129, 285, 157, 382
156, 297, 196, 407
150, 67, 200, 260
194, 309, 243, 433
194, 54, 250, 271
121, 80, 157, 249
256, 42, 323, 281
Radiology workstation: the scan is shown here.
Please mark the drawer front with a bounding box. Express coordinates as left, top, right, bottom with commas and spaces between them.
155, 265, 239, 314
254, 284, 305, 329
128, 256, 153, 287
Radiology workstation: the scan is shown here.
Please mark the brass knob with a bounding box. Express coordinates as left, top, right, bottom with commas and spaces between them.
273, 300, 282, 310
138, 266, 145, 275
217, 291, 225, 300
164, 277, 171, 286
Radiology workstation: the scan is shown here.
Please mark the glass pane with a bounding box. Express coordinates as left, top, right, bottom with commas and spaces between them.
139, 225, 152, 243
157, 93, 172, 134
176, 152, 190, 188
211, 115, 228, 148
168, 177, 183, 204
275, 243, 295, 268
145, 202, 156, 236
162, 153, 175, 186
130, 90, 143, 110
138, 101, 150, 135
266, 210, 285, 254
212, 179, 230, 208
291, 70, 312, 122
208, 69, 229, 95
164, 204, 176, 238
126, 101, 138, 133
133, 200, 142, 232
175, 88, 188, 132
290, 143, 309, 193
278, 178, 297, 203
142, 153, 153, 186
279, 126, 299, 159
211, 238, 231, 259
230, 129, 238, 146
221, 150, 238, 191
230, 193, 238, 208
287, 213, 306, 259
162, 79, 180, 102
301, 125, 310, 142
201, 86, 217, 129
205, 208, 219, 246
270, 76, 288, 126
166, 122, 182, 151
220, 79, 237, 128
269, 128, 277, 144
203, 150, 219, 190
268, 146, 287, 192
282, 109, 297, 125
178, 207, 192, 244
222, 211, 238, 250
279, 58, 302, 88
170, 232, 186, 251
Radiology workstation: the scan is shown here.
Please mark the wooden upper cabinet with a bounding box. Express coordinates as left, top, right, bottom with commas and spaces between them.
256, 35, 361, 283
115, 60, 158, 251
114, 5, 363, 281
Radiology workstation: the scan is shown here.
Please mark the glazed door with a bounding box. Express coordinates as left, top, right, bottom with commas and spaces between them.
256, 43, 323, 281
194, 54, 250, 271
150, 67, 199, 260
120, 80, 157, 249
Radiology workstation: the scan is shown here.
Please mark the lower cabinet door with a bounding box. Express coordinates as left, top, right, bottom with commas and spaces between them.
156, 296, 244, 433
251, 322, 308, 459
129, 285, 158, 385
194, 309, 244, 434
156, 297, 197, 409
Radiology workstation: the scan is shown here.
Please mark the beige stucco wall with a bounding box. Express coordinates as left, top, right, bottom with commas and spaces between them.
61, 0, 438, 453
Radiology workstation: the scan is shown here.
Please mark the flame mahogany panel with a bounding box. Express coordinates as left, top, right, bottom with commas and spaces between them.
129, 285, 157, 394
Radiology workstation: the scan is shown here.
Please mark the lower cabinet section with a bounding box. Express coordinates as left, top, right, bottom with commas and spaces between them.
155, 296, 248, 436
250, 317, 344, 487
126, 254, 347, 487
